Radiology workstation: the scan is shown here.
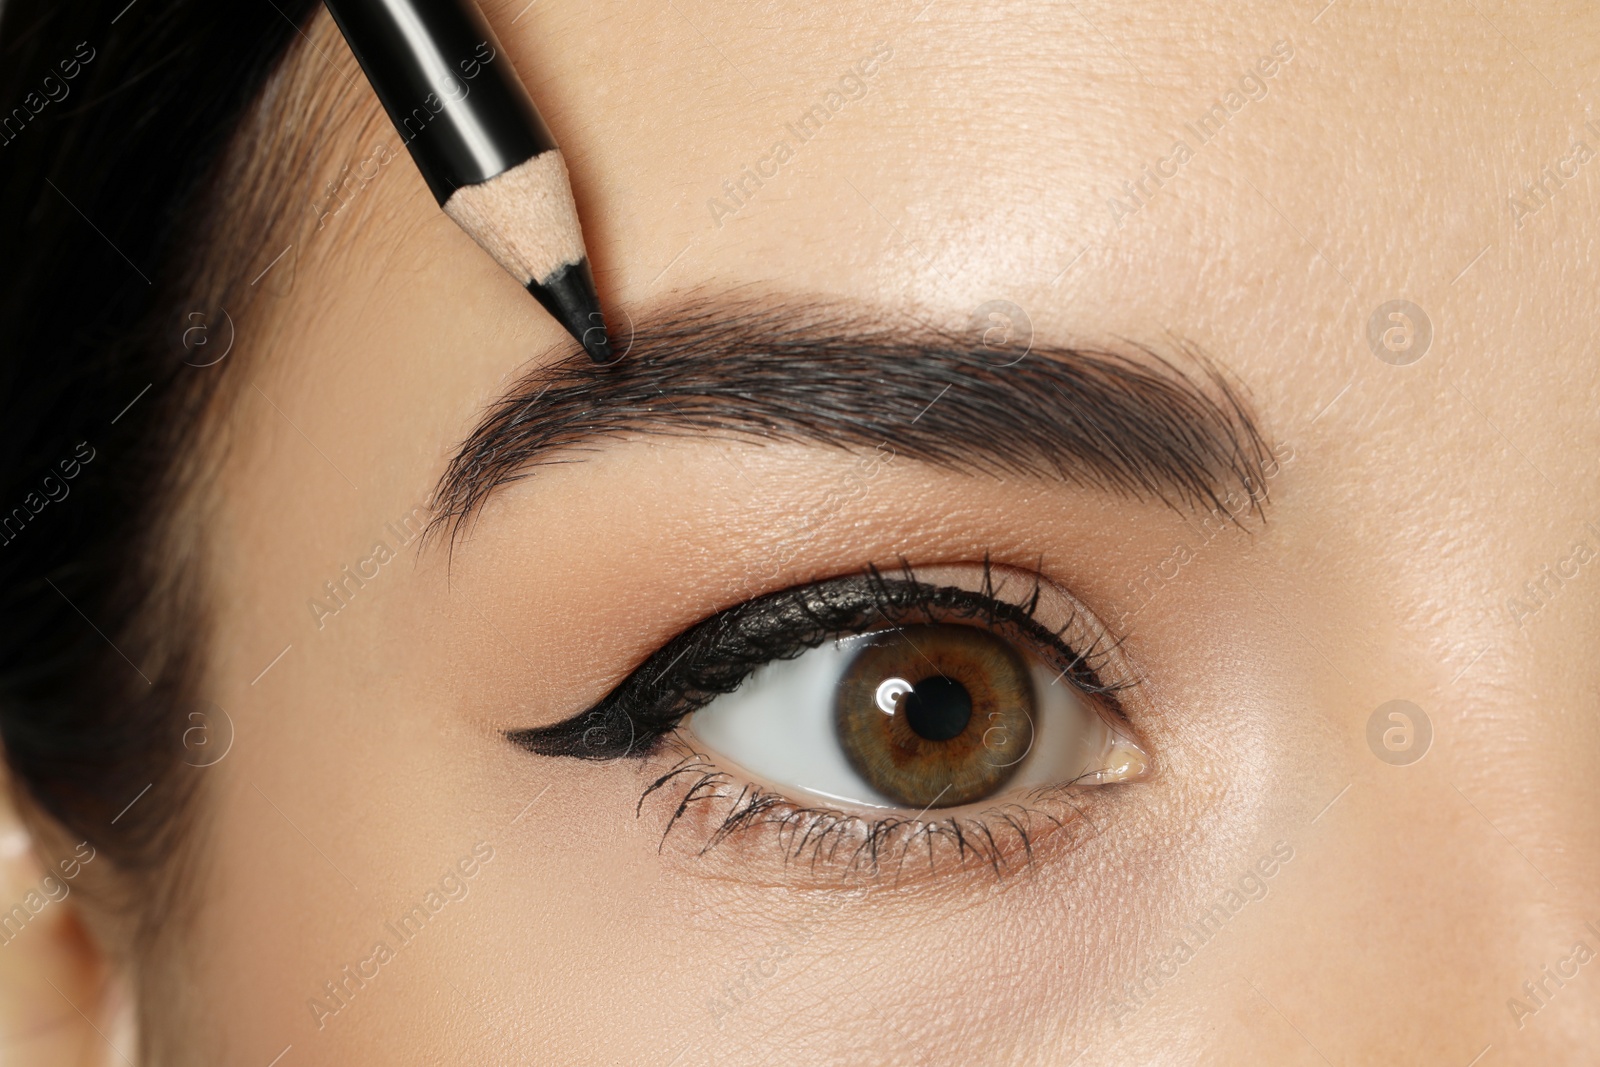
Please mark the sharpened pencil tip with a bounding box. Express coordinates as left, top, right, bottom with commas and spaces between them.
582, 332, 614, 363
526, 259, 616, 364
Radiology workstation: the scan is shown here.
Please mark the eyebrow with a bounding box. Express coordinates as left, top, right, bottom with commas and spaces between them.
427, 298, 1274, 545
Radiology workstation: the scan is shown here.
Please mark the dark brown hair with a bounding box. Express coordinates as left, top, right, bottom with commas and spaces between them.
0, 0, 334, 941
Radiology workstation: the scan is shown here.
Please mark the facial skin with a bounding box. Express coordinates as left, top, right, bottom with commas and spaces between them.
7, 1, 1600, 1063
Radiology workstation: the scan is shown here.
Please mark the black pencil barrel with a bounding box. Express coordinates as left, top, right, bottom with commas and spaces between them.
323, 0, 557, 204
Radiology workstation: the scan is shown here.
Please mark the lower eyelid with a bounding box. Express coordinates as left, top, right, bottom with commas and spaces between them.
634, 733, 1141, 888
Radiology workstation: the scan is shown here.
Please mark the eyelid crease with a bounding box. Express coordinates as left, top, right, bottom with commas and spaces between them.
426, 297, 1276, 550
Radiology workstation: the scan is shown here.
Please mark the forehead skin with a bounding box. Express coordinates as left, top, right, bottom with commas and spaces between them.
182, 2, 1600, 1064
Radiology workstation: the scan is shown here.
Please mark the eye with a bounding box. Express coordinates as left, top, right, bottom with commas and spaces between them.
689, 621, 1145, 813
509, 561, 1151, 859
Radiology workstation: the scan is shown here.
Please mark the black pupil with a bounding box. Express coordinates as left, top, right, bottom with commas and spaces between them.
901, 676, 972, 742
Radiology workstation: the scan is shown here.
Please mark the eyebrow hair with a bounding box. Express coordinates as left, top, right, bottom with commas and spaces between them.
428, 298, 1274, 545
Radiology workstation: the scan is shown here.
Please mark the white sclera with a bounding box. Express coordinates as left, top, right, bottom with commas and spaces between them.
686, 632, 1123, 813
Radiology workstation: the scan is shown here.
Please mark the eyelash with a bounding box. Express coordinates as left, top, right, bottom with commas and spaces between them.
636, 748, 1112, 883
507, 560, 1142, 881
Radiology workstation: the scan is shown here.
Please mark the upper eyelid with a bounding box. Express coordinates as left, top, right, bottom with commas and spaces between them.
505, 564, 1136, 761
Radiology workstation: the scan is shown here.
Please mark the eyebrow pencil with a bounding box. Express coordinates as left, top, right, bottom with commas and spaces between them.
322, 0, 613, 362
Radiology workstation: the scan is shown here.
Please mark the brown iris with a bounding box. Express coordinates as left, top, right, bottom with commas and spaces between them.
834, 624, 1035, 808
